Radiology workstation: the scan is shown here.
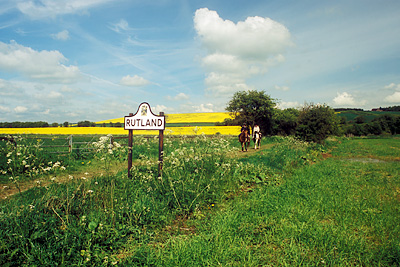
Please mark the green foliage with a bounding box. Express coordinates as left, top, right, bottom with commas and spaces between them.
77, 121, 96, 127
124, 137, 400, 266
0, 137, 67, 185
296, 103, 339, 143
0, 121, 49, 128
272, 108, 299, 136
1, 136, 399, 266
344, 114, 400, 136
226, 90, 277, 135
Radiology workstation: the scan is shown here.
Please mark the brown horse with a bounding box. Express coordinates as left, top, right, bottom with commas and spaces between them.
239, 129, 250, 152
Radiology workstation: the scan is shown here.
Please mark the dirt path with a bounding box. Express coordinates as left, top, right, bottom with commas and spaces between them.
0, 161, 127, 200
1, 143, 273, 200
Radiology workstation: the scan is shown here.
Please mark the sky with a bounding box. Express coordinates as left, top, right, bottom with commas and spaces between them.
0, 0, 400, 123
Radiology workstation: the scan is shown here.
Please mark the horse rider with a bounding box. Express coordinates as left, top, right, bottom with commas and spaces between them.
241, 123, 249, 134
253, 124, 260, 139
239, 123, 249, 138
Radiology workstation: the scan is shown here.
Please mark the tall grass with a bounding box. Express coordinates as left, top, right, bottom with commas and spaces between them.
123, 136, 400, 266
0, 135, 399, 266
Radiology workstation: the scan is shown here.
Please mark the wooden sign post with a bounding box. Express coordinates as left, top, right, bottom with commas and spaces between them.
124, 102, 165, 178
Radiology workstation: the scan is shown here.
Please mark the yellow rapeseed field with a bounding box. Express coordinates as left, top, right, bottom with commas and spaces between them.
96, 112, 232, 124
0, 112, 239, 136
0, 126, 240, 136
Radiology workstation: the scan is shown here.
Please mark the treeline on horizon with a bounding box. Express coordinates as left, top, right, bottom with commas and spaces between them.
333, 106, 400, 112
0, 120, 96, 128
1, 105, 400, 134
218, 104, 400, 138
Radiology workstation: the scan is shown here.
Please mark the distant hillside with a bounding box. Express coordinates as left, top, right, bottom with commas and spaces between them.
336, 110, 400, 123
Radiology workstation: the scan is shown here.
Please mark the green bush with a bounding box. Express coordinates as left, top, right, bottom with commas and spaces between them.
296, 104, 339, 143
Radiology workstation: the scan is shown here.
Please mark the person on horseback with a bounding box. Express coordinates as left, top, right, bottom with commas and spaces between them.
253, 124, 260, 139
240, 123, 249, 134
239, 123, 250, 151
253, 124, 262, 149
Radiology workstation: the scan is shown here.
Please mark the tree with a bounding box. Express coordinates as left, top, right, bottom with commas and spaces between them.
272, 108, 299, 136
63, 121, 69, 127
226, 90, 277, 135
77, 120, 94, 127
354, 115, 365, 124
296, 103, 339, 143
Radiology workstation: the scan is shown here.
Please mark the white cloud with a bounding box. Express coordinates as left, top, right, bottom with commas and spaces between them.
0, 79, 24, 97
384, 92, 400, 103
194, 8, 292, 95
276, 101, 300, 109
333, 92, 357, 106
109, 19, 130, 33
48, 91, 63, 99
51, 30, 70, 41
275, 85, 290, 91
0, 105, 10, 113
382, 83, 400, 103
0, 41, 83, 83
153, 105, 169, 114
194, 8, 292, 59
14, 106, 28, 113
384, 83, 400, 90
194, 103, 214, 112
120, 75, 150, 87
168, 93, 189, 101
17, 0, 112, 19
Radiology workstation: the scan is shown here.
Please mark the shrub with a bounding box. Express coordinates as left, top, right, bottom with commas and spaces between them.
296, 104, 339, 143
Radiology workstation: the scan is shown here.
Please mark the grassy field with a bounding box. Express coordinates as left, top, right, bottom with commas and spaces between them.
336, 110, 400, 123
0, 135, 399, 266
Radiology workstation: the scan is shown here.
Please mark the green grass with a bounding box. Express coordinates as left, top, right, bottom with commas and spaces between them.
337, 110, 400, 123
123, 136, 400, 266
0, 136, 399, 266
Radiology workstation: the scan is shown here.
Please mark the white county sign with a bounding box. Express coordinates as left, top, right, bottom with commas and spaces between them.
124, 102, 165, 130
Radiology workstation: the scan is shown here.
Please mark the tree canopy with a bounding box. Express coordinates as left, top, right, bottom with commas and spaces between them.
296, 103, 339, 143
226, 90, 276, 135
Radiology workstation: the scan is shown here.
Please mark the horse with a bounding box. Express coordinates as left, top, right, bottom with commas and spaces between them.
253, 131, 262, 149
239, 129, 250, 152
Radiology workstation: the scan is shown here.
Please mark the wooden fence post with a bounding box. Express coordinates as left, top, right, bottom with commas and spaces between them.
128, 113, 133, 178
68, 135, 73, 153
158, 112, 164, 177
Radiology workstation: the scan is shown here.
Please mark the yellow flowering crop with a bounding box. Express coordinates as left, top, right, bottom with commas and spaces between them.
0, 126, 240, 136
165, 112, 231, 123
96, 112, 232, 124
0, 112, 239, 136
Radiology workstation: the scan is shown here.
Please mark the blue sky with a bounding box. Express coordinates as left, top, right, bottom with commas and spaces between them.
0, 0, 400, 123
